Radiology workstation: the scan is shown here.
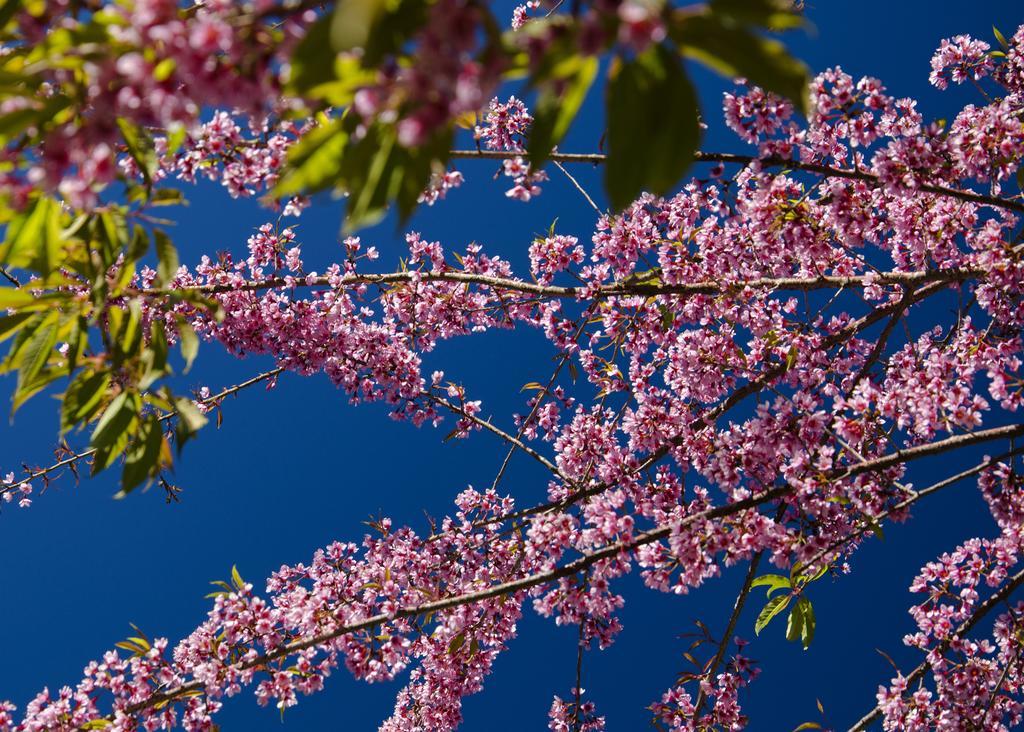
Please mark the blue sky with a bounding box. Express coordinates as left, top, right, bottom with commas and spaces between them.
1, 1, 1023, 729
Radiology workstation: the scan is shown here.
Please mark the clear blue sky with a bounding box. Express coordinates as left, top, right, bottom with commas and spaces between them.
1, 2, 1022, 729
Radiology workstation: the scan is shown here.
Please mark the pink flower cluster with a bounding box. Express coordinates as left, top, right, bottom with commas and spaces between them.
474, 97, 549, 201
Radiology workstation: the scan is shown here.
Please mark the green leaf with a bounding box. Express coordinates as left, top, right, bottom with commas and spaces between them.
331, 0, 428, 65
791, 561, 829, 585
231, 564, 245, 590
994, 25, 1010, 51
708, 0, 805, 30
126, 225, 149, 264
448, 632, 466, 654
330, 0, 389, 52
0, 287, 37, 310
288, 13, 336, 94
173, 395, 207, 453
0, 196, 63, 272
61, 369, 111, 434
114, 300, 144, 361
865, 514, 885, 541
119, 414, 164, 496
166, 123, 187, 157
0, 0, 24, 30
786, 597, 804, 642
273, 117, 348, 198
153, 57, 176, 82
178, 320, 198, 373
754, 593, 790, 635
12, 368, 61, 414
791, 723, 823, 731
90, 391, 137, 451
750, 573, 791, 597
15, 315, 56, 395
154, 228, 179, 286
0, 311, 33, 343
116, 118, 157, 186
605, 45, 701, 210
528, 54, 599, 168
798, 597, 815, 649
347, 125, 398, 229
140, 320, 170, 391
671, 14, 810, 116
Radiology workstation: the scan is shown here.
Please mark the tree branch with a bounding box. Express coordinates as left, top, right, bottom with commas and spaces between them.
134, 267, 981, 301
1, 367, 283, 501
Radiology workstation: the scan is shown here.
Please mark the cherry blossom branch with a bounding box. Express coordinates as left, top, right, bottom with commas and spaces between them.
847, 566, 1024, 732
552, 160, 601, 214
0, 367, 284, 502
448, 150, 1024, 215
106, 424, 1024, 723
134, 267, 983, 301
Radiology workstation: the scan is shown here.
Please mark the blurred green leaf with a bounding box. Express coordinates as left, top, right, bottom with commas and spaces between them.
119, 414, 164, 496
154, 228, 178, 286
606, 45, 701, 210
61, 369, 110, 434
671, 13, 810, 116
177, 320, 198, 374
273, 117, 348, 198
173, 395, 207, 453
0, 196, 63, 272
708, 0, 805, 30
14, 313, 55, 395
289, 13, 336, 94
116, 118, 157, 186
528, 53, 599, 168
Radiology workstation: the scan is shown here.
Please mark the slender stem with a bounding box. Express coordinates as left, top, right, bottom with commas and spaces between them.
691, 553, 764, 718
0, 266, 20, 287
428, 393, 563, 479
553, 160, 602, 215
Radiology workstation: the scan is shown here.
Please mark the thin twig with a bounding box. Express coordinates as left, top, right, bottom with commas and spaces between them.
448, 149, 1024, 215
428, 393, 563, 479
553, 160, 602, 215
